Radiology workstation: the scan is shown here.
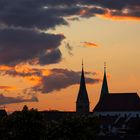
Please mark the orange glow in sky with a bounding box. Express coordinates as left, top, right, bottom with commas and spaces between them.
0, 86, 17, 91
0, 1, 140, 113
97, 11, 140, 21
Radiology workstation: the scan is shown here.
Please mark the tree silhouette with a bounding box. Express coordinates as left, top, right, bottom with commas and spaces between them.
46, 116, 100, 140
0, 105, 46, 140
0, 107, 100, 140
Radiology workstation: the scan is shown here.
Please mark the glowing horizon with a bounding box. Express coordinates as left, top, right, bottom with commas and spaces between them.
0, 0, 140, 112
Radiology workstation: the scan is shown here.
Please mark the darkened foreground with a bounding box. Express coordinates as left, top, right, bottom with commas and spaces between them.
0, 106, 140, 140
0, 106, 100, 140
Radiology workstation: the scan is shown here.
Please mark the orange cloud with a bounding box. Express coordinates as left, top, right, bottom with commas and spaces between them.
15, 65, 35, 73
0, 65, 14, 71
14, 65, 50, 76
25, 76, 42, 85
79, 9, 88, 15
0, 86, 16, 91
41, 69, 51, 76
97, 10, 140, 21
0, 64, 52, 86
102, 15, 140, 21
81, 42, 99, 48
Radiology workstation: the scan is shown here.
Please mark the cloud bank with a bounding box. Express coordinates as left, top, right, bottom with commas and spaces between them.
0, 66, 100, 93
0, 94, 38, 105
32, 68, 100, 93
0, 28, 64, 66
1, 0, 139, 28
0, 0, 140, 66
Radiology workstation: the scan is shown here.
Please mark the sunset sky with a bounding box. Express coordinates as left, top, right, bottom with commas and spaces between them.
0, 0, 140, 112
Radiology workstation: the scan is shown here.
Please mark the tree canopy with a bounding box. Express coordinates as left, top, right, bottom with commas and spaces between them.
0, 106, 100, 140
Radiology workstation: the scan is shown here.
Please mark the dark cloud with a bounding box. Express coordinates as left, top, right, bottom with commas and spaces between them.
0, 0, 68, 29
1, 66, 43, 78
0, 0, 139, 30
1, 67, 42, 77
0, 28, 65, 66
80, 0, 140, 10
32, 68, 100, 93
107, 6, 140, 19
0, 67, 100, 93
0, 94, 38, 105
0, 0, 139, 67
0, 0, 140, 31
0, 0, 79, 29
38, 49, 62, 65
65, 42, 73, 56
45, 0, 77, 6
80, 0, 140, 19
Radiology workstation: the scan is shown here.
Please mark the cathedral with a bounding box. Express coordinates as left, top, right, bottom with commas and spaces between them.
76, 63, 140, 117
75, 63, 140, 135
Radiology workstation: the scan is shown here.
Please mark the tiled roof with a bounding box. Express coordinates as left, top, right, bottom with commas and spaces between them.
93, 93, 140, 112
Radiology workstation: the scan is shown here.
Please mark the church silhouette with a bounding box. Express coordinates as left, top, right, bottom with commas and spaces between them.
76, 62, 140, 117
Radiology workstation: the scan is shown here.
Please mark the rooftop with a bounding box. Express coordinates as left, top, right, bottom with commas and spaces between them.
94, 93, 140, 112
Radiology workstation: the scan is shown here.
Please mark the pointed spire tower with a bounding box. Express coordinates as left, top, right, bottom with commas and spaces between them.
76, 61, 89, 113
100, 62, 109, 98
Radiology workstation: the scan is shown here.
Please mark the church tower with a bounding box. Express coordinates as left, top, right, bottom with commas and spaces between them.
100, 62, 109, 98
76, 62, 89, 113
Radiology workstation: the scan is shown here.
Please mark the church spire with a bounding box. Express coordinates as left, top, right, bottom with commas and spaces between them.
76, 61, 89, 113
100, 62, 109, 98
80, 59, 85, 89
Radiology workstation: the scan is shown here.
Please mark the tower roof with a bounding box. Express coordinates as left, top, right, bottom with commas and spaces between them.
100, 62, 109, 97
76, 63, 89, 103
